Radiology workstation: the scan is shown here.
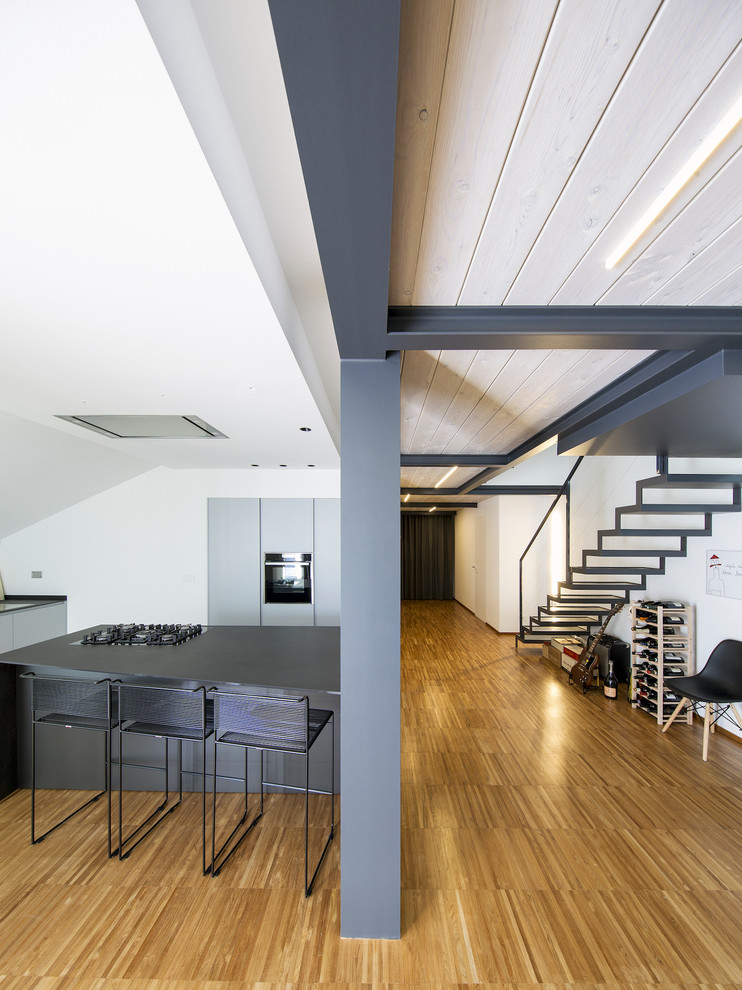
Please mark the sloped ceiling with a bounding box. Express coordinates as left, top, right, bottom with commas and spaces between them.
0, 0, 339, 538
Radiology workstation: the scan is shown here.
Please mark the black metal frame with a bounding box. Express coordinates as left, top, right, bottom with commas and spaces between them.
22, 672, 119, 856
209, 690, 335, 896
117, 683, 211, 874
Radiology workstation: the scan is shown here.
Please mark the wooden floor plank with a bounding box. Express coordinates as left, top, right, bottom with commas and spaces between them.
1, 600, 742, 986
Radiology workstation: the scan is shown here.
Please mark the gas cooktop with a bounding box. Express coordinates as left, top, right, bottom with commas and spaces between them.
80, 623, 204, 646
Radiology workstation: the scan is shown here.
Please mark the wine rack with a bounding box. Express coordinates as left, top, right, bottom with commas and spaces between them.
629, 601, 695, 725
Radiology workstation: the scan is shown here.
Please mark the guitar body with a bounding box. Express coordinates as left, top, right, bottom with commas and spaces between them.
569, 652, 600, 694
567, 603, 624, 693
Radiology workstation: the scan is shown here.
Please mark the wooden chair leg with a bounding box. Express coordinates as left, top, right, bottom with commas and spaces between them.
703, 703, 712, 761
662, 696, 688, 732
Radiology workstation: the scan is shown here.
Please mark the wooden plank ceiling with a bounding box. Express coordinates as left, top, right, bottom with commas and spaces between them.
393, 0, 742, 506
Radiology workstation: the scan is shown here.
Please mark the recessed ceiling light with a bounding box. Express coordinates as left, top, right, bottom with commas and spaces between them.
279, 463, 287, 467
299, 426, 312, 432
605, 92, 742, 269
55, 414, 227, 439
428, 506, 437, 512
307, 464, 315, 467
403, 494, 410, 502
434, 465, 458, 488
251, 463, 259, 467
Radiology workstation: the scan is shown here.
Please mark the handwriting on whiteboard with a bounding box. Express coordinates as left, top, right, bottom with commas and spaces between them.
707, 550, 742, 600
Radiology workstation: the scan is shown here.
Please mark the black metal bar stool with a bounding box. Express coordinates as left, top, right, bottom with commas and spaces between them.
22, 672, 119, 856
210, 690, 334, 896
117, 683, 212, 874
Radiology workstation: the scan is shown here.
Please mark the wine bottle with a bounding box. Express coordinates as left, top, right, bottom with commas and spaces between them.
603, 659, 618, 699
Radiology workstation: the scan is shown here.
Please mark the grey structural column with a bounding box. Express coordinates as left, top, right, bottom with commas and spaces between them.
340, 354, 401, 938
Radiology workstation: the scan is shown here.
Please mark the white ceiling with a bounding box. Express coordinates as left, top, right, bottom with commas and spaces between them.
0, 0, 339, 538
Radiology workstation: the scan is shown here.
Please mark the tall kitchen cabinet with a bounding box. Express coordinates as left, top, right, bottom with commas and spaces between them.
260, 499, 314, 627
207, 499, 261, 625
207, 498, 340, 627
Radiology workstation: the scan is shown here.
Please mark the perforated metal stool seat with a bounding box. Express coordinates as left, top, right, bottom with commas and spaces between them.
22, 673, 119, 856
117, 683, 212, 873
210, 691, 334, 895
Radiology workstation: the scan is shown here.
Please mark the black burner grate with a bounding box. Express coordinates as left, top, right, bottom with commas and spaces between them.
80, 623, 203, 646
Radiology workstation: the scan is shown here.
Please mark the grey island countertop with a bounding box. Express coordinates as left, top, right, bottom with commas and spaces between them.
0, 624, 340, 694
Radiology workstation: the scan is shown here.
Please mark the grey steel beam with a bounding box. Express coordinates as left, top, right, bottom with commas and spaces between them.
401, 503, 477, 510
401, 454, 509, 466
387, 305, 742, 353
269, 2, 400, 361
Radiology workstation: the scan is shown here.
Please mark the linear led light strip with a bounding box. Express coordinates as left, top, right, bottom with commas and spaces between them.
434, 465, 458, 488
605, 93, 742, 270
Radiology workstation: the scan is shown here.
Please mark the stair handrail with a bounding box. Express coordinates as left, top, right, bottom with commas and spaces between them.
519, 456, 583, 642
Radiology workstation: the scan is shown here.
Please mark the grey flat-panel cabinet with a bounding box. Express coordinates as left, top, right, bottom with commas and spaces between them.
0, 614, 12, 654
260, 498, 314, 551
12, 603, 67, 649
208, 498, 261, 625
314, 499, 340, 625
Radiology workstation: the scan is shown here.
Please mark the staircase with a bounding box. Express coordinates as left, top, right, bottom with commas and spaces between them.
518, 473, 742, 645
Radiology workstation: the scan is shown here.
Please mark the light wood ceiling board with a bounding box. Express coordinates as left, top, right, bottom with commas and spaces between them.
421, 348, 515, 452
405, 349, 477, 452
439, 349, 550, 453
488, 348, 654, 452
645, 216, 742, 304
459, 0, 661, 305
401, 465, 483, 489
400, 349, 441, 452
389, 0, 454, 304
501, 0, 742, 304
553, 43, 742, 304
462, 348, 596, 452
411, 0, 558, 305
599, 146, 742, 304
692, 265, 742, 304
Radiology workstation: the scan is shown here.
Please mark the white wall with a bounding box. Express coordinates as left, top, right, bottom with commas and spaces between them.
0, 467, 339, 631
455, 494, 553, 633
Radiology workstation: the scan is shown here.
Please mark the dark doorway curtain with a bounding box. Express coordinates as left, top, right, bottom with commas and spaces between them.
401, 513, 455, 600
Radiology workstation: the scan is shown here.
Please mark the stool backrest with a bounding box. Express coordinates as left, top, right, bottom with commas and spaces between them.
213, 693, 309, 753
118, 683, 207, 733
31, 676, 112, 721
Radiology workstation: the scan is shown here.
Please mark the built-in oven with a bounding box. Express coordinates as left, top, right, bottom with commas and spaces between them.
264, 552, 312, 604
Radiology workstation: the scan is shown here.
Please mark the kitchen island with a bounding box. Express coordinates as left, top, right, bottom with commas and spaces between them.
2, 623, 339, 792
1, 623, 340, 692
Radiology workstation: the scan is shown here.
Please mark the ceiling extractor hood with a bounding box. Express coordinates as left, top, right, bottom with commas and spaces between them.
55, 414, 227, 439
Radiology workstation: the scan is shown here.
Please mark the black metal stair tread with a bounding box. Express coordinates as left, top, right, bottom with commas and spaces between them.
624, 503, 738, 513
609, 526, 711, 537
588, 548, 684, 557
642, 474, 742, 486
571, 565, 663, 574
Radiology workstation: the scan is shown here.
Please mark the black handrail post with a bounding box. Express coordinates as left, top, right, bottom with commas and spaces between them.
518, 457, 583, 647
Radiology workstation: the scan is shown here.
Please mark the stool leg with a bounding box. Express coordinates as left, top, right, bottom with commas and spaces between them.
31, 718, 37, 844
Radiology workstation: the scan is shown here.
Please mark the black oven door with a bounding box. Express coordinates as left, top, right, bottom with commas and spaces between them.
264, 553, 312, 604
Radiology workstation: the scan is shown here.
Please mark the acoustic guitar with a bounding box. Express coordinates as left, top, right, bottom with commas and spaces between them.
568, 603, 624, 694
